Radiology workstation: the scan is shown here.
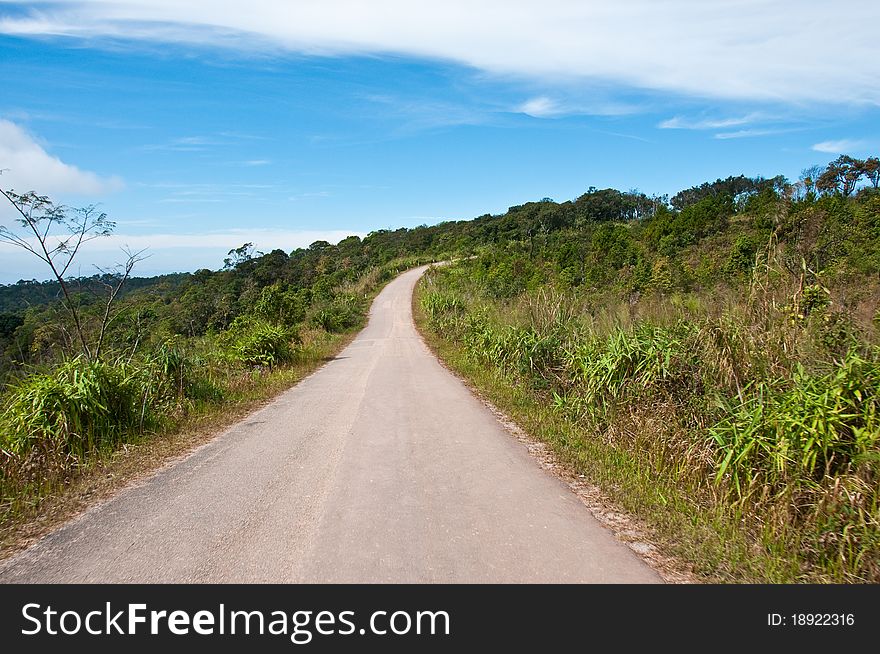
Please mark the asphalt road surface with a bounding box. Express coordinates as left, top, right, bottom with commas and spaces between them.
0, 265, 660, 583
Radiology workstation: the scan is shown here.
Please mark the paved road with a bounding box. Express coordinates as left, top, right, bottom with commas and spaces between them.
0, 266, 660, 583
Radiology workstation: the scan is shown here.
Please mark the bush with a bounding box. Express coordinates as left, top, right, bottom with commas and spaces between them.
566, 322, 698, 417
0, 357, 152, 458
254, 284, 307, 325
149, 338, 223, 403
725, 235, 758, 275
219, 316, 297, 367
711, 349, 880, 495
310, 294, 363, 333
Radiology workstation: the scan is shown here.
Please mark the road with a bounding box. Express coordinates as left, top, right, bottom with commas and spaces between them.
0, 265, 660, 583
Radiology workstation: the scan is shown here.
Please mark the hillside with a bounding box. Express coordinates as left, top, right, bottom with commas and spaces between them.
1, 153, 879, 581
416, 161, 880, 582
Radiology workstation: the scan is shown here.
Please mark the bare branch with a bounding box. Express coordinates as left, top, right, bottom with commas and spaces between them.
93, 247, 150, 360
0, 187, 122, 361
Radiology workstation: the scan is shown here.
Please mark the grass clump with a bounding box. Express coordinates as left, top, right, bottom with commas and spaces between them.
1, 357, 153, 459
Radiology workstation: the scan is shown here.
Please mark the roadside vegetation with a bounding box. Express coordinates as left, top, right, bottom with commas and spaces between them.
2, 153, 878, 581
0, 190, 436, 539
417, 155, 880, 582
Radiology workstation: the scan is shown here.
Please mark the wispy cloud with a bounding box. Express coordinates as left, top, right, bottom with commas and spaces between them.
1, 1, 877, 105
0, 118, 123, 194
289, 191, 331, 200
362, 93, 492, 132
811, 139, 868, 154
517, 95, 638, 119
659, 113, 765, 130
594, 129, 652, 143
242, 159, 271, 166
140, 181, 279, 204
83, 229, 364, 252
0, 228, 366, 256
142, 132, 272, 153
142, 135, 220, 152
658, 113, 804, 140
714, 128, 790, 140
518, 97, 562, 118
144, 182, 276, 190
217, 131, 269, 141
1, 108, 152, 131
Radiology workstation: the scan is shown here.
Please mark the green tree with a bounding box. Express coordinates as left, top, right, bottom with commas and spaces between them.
860, 157, 879, 188
223, 242, 258, 270
817, 155, 863, 197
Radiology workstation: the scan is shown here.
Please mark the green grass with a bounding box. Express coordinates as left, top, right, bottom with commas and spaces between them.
415, 263, 880, 582
416, 284, 772, 581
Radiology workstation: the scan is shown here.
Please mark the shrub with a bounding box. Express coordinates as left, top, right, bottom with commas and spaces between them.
310, 294, 363, 333
219, 316, 297, 367
566, 321, 698, 417
254, 284, 307, 325
0, 357, 152, 458
710, 349, 880, 495
234, 323, 294, 367
725, 235, 758, 276
149, 338, 223, 403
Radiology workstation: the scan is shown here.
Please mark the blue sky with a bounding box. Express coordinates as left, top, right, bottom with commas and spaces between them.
0, 1, 878, 282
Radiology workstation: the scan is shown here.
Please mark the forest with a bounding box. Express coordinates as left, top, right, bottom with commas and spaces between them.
1, 153, 879, 580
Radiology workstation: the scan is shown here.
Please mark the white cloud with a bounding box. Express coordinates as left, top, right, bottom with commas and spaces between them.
291, 191, 331, 199
90, 229, 363, 252
361, 94, 492, 131
658, 113, 800, 139
142, 135, 220, 152
146, 181, 278, 204
1, 1, 878, 105
659, 113, 764, 130
714, 128, 787, 140
811, 139, 868, 154
517, 96, 638, 119
0, 119, 123, 194
518, 97, 562, 118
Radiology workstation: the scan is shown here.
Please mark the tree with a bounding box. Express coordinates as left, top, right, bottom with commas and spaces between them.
0, 187, 145, 361
670, 175, 773, 212
92, 253, 147, 360
797, 165, 824, 200
223, 242, 257, 270
816, 155, 863, 196
308, 240, 332, 251
860, 157, 880, 189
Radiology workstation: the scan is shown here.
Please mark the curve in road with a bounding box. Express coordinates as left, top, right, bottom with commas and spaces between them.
0, 265, 660, 583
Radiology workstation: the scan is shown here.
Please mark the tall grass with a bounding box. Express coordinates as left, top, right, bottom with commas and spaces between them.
420, 261, 880, 581
0, 345, 216, 502
711, 351, 880, 493
1, 357, 153, 459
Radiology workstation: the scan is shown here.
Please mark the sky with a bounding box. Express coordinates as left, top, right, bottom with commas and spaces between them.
0, 1, 878, 283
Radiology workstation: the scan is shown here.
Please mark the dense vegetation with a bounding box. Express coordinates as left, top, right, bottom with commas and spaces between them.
417, 155, 880, 582
2, 153, 878, 581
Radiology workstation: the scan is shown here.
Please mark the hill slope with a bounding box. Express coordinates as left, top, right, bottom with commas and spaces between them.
1, 154, 878, 580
